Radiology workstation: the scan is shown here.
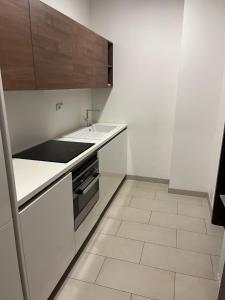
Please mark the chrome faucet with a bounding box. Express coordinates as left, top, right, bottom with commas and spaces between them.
84, 109, 100, 127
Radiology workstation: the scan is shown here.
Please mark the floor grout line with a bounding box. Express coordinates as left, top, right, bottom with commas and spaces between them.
84, 244, 216, 281
115, 220, 123, 235
139, 242, 145, 264
69, 254, 217, 285
209, 254, 216, 280
148, 210, 152, 224
63, 181, 221, 299
176, 229, 178, 248
94, 256, 106, 284
95, 280, 159, 300
131, 293, 159, 300
87, 232, 220, 262
173, 272, 176, 300
204, 219, 208, 235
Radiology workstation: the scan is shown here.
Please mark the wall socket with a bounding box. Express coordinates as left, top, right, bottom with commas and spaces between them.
56, 102, 64, 111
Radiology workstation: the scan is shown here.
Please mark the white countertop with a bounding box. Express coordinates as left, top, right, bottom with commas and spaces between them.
13, 123, 127, 207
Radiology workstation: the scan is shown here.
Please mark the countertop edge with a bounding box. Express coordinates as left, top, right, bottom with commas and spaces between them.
15, 124, 127, 207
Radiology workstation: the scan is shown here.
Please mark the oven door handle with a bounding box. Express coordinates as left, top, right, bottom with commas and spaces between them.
76, 174, 100, 195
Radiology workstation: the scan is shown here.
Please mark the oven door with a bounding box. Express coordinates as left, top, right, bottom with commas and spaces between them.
73, 173, 100, 231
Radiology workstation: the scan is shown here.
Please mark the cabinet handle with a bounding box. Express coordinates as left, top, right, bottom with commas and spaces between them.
76, 175, 100, 195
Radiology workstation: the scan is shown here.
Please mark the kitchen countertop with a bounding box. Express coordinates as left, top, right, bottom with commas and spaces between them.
13, 123, 127, 207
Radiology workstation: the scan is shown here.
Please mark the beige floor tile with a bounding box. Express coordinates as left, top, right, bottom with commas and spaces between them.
206, 222, 224, 237
158, 193, 206, 207
54, 278, 131, 300
174, 273, 219, 300
150, 211, 206, 234
131, 188, 155, 199
155, 191, 205, 205
141, 243, 213, 279
137, 181, 169, 192
130, 197, 177, 214
106, 205, 150, 223
96, 258, 175, 300
177, 196, 205, 207
95, 217, 121, 235
116, 188, 134, 198
117, 221, 176, 247
112, 194, 132, 207
177, 230, 223, 255
118, 181, 156, 198
131, 295, 154, 300
117, 183, 139, 197
178, 202, 211, 220
68, 253, 105, 283
123, 179, 140, 187
211, 255, 220, 280
86, 233, 143, 263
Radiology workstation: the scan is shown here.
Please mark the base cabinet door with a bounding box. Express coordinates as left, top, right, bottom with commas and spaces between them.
0, 221, 24, 300
98, 130, 127, 208
19, 173, 75, 300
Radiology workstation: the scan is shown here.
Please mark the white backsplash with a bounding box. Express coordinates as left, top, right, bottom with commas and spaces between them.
5, 89, 92, 154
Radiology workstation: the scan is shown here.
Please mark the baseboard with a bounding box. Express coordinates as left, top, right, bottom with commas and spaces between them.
168, 188, 208, 198
126, 175, 210, 201
207, 193, 213, 216
126, 175, 169, 184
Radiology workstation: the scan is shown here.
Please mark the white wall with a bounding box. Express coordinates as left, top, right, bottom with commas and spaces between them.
90, 0, 184, 179
207, 71, 225, 281
169, 0, 225, 192
208, 70, 225, 205
40, 0, 90, 26
5, 90, 91, 153
5, 0, 92, 154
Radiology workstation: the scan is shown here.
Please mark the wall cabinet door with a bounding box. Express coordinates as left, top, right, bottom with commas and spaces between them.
0, 0, 112, 90
20, 173, 75, 300
0, 0, 36, 90
29, 0, 75, 89
98, 130, 127, 207
72, 24, 108, 88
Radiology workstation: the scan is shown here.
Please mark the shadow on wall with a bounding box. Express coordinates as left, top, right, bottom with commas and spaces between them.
91, 88, 112, 122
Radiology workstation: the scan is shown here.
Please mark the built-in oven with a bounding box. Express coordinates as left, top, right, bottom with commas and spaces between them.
72, 153, 99, 231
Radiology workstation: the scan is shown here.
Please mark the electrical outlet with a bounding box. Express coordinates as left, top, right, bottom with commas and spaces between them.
56, 102, 64, 111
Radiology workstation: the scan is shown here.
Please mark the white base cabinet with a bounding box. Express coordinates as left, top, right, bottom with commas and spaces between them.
19, 173, 75, 300
98, 129, 127, 208
75, 130, 127, 252
0, 221, 24, 300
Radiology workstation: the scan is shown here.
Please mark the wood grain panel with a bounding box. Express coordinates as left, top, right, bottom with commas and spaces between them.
29, 0, 74, 89
72, 23, 108, 88
0, 0, 36, 90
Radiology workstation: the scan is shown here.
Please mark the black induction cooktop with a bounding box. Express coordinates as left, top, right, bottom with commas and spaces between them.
13, 140, 95, 163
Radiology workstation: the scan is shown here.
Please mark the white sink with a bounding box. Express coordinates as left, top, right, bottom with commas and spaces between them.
91, 124, 117, 133
65, 124, 117, 140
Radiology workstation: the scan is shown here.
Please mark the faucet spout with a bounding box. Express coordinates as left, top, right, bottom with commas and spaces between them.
84, 109, 100, 127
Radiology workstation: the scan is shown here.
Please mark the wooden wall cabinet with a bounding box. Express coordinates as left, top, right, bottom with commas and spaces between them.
0, 0, 113, 90
73, 24, 109, 88
0, 0, 36, 90
29, 0, 75, 89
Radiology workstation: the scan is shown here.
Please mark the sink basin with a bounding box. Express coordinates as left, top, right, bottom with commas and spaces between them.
91, 124, 117, 133
65, 124, 117, 140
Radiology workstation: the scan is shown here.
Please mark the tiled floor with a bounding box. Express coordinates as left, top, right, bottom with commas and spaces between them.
54, 180, 224, 300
